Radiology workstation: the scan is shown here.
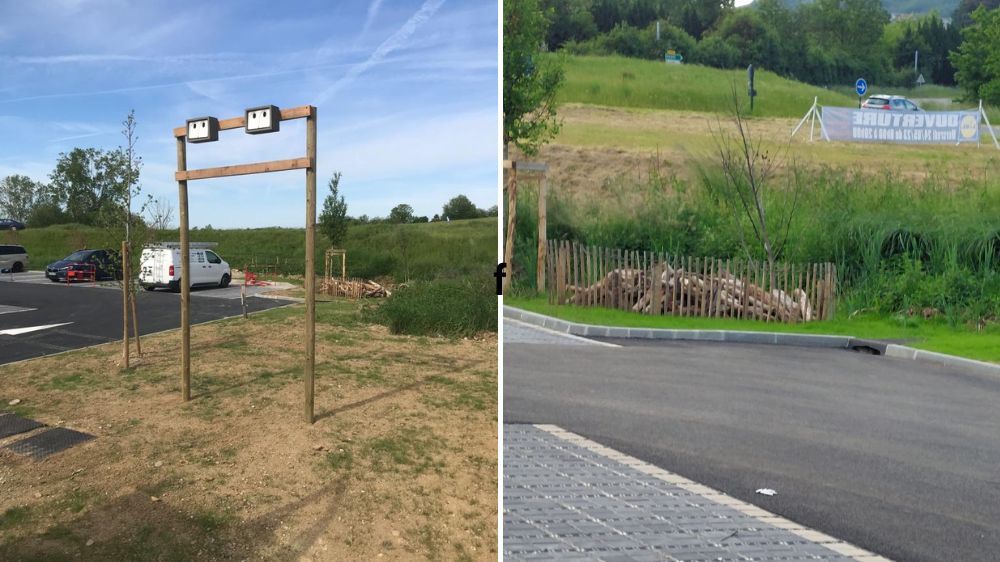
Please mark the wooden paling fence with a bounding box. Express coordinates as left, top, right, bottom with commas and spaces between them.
545, 241, 837, 323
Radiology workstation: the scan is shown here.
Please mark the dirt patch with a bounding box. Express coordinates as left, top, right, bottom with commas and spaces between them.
0, 300, 497, 561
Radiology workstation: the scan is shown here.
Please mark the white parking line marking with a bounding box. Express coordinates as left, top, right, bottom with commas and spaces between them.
0, 322, 73, 336
0, 306, 36, 315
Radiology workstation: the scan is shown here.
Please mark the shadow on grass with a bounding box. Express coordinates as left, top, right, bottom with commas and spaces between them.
313, 357, 490, 422
0, 477, 350, 561
314, 380, 428, 423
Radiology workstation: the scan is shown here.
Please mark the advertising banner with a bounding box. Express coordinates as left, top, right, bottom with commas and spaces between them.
821, 107, 981, 144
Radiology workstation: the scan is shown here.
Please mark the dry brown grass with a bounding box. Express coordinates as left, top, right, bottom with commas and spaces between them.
0, 300, 497, 561
536, 104, 1000, 200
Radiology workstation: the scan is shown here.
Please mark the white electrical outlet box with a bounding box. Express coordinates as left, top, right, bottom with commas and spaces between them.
244, 105, 280, 134
186, 117, 219, 143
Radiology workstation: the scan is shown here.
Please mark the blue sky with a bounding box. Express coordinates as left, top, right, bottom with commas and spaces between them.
0, 0, 498, 228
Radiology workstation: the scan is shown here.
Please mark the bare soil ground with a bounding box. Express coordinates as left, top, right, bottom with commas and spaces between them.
532, 104, 999, 200
0, 300, 497, 561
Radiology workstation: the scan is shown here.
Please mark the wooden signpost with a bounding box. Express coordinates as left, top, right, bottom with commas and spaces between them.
173, 104, 319, 423
502, 159, 548, 293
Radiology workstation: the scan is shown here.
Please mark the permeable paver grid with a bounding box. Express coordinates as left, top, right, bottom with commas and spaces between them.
504, 424, 859, 562
5, 427, 94, 460
0, 413, 44, 439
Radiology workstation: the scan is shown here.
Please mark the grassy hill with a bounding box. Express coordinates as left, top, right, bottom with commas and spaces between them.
8, 218, 497, 282
552, 54, 859, 118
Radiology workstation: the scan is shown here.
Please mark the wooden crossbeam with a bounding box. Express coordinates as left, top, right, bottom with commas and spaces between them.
175, 157, 312, 181
173, 105, 313, 138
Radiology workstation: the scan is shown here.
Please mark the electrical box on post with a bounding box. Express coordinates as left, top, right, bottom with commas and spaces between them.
245, 105, 281, 134
186, 117, 219, 143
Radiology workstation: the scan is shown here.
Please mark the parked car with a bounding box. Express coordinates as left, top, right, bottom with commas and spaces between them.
139, 244, 231, 292
0, 244, 28, 273
0, 218, 26, 230
861, 95, 922, 111
46, 249, 121, 282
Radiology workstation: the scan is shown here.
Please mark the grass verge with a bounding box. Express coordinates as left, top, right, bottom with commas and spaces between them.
506, 296, 1000, 364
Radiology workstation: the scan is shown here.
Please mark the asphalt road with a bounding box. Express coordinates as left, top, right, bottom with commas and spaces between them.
505, 323, 1000, 562
0, 281, 291, 364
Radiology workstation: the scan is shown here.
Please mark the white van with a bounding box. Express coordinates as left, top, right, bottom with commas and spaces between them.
139, 243, 231, 292
0, 244, 28, 273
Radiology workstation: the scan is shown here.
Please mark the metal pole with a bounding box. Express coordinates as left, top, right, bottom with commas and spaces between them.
177, 137, 191, 402
305, 106, 317, 424
981, 100, 1000, 150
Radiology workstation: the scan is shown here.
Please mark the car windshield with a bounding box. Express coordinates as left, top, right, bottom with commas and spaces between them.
867, 98, 889, 105
64, 250, 92, 261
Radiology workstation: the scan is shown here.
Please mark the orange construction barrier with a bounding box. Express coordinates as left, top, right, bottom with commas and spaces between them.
65, 264, 96, 283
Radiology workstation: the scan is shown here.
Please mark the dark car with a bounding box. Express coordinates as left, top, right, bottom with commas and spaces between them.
0, 218, 26, 230
46, 249, 122, 282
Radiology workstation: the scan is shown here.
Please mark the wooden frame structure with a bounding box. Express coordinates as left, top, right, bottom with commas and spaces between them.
174, 104, 319, 423
502, 159, 549, 293
324, 248, 346, 281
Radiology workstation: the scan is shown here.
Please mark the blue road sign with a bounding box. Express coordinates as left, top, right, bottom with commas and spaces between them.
856, 78, 868, 97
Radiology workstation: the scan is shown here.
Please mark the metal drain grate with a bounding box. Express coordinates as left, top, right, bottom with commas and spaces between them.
5, 427, 94, 460
0, 414, 44, 439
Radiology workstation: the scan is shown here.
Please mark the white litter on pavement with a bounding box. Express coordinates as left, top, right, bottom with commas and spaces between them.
755, 488, 777, 496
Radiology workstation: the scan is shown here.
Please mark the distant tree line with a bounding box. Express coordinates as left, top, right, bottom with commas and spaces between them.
541, 0, 999, 99
317, 172, 498, 247
349, 196, 498, 226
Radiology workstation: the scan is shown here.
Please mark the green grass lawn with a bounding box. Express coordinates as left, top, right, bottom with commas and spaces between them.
506, 296, 1000, 364
8, 218, 497, 282
553, 55, 1000, 123
552, 54, 858, 118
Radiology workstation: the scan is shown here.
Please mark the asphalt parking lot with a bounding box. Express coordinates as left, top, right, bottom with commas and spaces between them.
0, 274, 294, 365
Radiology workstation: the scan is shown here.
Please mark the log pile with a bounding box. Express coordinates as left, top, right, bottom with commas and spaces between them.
320, 277, 390, 298
568, 265, 815, 322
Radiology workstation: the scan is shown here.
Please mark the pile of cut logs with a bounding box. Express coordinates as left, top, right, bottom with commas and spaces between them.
320, 277, 390, 298
568, 264, 820, 323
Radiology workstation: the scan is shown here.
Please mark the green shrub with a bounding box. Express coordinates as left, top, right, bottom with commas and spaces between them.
366, 278, 497, 337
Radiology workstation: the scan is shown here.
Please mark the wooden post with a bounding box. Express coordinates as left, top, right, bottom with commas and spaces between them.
700, 257, 708, 317
503, 164, 517, 294
121, 240, 130, 368
555, 242, 563, 305
305, 106, 317, 424
177, 137, 191, 402
536, 176, 547, 293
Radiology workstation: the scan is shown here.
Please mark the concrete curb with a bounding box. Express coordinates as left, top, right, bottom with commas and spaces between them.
883, 345, 1000, 378
503, 305, 1000, 378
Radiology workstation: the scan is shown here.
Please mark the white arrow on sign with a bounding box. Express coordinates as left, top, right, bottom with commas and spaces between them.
0, 322, 72, 336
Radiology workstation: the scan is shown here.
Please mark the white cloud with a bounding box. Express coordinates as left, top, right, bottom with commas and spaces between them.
361, 0, 385, 37
314, 0, 447, 105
